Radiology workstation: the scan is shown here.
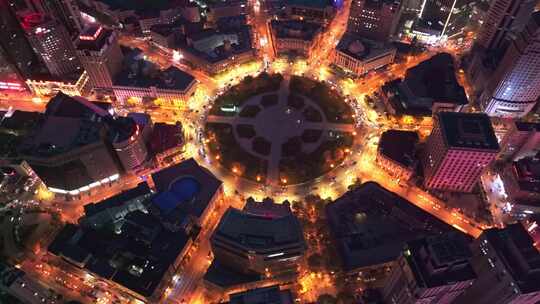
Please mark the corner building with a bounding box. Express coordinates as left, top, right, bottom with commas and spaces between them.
422, 112, 499, 192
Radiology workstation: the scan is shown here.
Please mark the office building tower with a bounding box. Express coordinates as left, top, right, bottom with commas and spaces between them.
24, 0, 82, 36
422, 112, 499, 192
76, 25, 124, 90
23, 13, 81, 77
347, 0, 402, 41
382, 233, 476, 304
454, 224, 540, 304
0, 0, 44, 88
479, 12, 540, 118
467, 0, 536, 98
498, 121, 540, 160
412, 0, 474, 42
475, 0, 536, 51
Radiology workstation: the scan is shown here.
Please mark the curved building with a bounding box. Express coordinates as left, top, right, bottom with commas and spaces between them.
211, 202, 306, 276
111, 117, 148, 172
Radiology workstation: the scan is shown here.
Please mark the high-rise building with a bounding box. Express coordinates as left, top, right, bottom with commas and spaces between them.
347, 0, 402, 41
422, 112, 499, 192
76, 25, 124, 90
22, 13, 81, 78
24, 0, 82, 36
478, 12, 540, 118
0, 0, 44, 89
475, 0, 536, 51
497, 121, 540, 160
467, 0, 537, 101
411, 0, 474, 42
382, 233, 476, 304
454, 224, 540, 304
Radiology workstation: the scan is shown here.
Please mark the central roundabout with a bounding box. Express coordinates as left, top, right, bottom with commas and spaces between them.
204, 72, 356, 187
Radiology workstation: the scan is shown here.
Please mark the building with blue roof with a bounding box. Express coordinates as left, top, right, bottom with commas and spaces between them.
150, 158, 223, 228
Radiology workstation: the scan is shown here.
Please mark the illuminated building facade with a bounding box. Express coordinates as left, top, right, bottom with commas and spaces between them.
0, 0, 44, 92
171, 15, 256, 75
347, 0, 402, 41
382, 233, 476, 304
497, 121, 540, 161
498, 154, 540, 216
454, 224, 540, 304
412, 0, 474, 42
474, 0, 536, 51
111, 115, 151, 172
25, 70, 90, 97
284, 0, 336, 24
76, 25, 124, 90
270, 20, 322, 57
467, 0, 536, 97
422, 112, 499, 192
479, 12, 540, 118
333, 33, 396, 76
210, 199, 306, 276
113, 48, 197, 107
23, 13, 81, 78
24, 0, 82, 37
18, 93, 122, 196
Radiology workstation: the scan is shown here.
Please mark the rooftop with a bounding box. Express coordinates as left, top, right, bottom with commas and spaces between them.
114, 48, 195, 91
326, 182, 460, 271
270, 19, 321, 41
83, 182, 151, 217
212, 206, 305, 251
77, 25, 114, 52
513, 155, 540, 194
151, 158, 222, 218
226, 285, 294, 304
337, 33, 395, 61
48, 209, 190, 298
174, 18, 253, 64
149, 122, 184, 155
482, 224, 540, 293
378, 130, 418, 168
438, 112, 499, 151
383, 53, 467, 115
405, 233, 476, 288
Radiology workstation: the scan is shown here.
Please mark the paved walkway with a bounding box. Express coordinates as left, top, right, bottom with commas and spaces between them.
206, 77, 354, 186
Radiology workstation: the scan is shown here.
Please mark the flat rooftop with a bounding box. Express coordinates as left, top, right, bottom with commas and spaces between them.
150, 158, 222, 218
77, 26, 113, 52
83, 182, 151, 217
326, 182, 460, 271
483, 224, 540, 293
438, 112, 499, 151
378, 130, 418, 168
213, 207, 305, 251
271, 20, 321, 41
48, 209, 190, 298
406, 233, 476, 288
337, 33, 395, 62
114, 48, 195, 91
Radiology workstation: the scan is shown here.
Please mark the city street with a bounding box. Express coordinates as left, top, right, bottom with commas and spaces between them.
0, 0, 488, 302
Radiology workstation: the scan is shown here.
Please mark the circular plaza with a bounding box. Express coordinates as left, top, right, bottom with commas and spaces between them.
204, 72, 356, 186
